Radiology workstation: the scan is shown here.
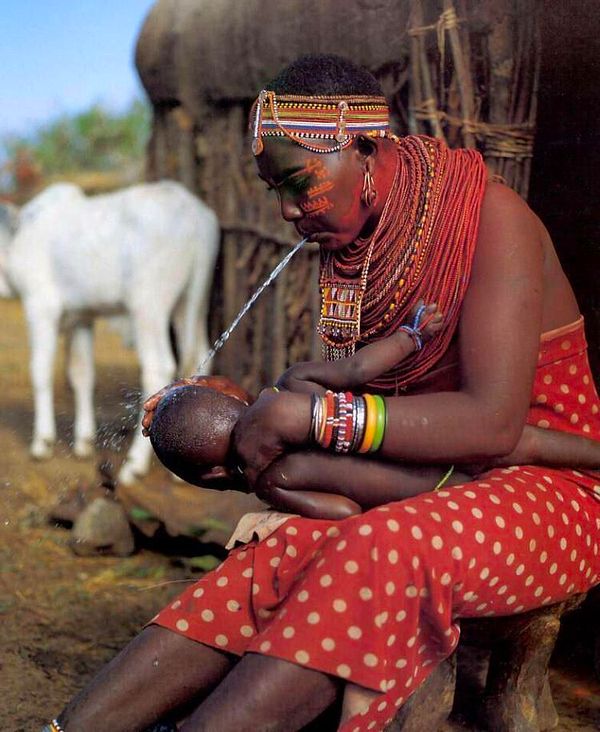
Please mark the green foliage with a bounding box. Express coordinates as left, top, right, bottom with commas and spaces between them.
3, 99, 151, 176
129, 505, 157, 522
188, 517, 232, 536
112, 560, 167, 580
186, 555, 221, 572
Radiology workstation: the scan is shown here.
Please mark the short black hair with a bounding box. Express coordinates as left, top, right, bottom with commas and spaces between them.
268, 54, 384, 97
149, 385, 243, 477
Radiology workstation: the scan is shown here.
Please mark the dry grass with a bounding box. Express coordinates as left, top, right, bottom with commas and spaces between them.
0, 297, 598, 730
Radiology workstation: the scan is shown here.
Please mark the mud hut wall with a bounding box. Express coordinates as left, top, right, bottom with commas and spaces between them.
139, 0, 541, 393
145, 98, 321, 389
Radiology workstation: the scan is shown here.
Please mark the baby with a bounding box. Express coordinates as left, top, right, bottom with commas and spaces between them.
147, 299, 600, 520
147, 304, 472, 516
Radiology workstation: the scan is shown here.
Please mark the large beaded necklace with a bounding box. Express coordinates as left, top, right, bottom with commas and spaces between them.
318, 135, 487, 392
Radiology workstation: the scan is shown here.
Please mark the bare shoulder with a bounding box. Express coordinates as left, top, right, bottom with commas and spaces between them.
480, 181, 537, 227
474, 182, 542, 265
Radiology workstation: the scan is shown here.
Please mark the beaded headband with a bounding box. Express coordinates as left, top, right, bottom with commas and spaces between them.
251, 90, 391, 156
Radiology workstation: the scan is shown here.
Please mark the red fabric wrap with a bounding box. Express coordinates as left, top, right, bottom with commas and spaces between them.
152, 319, 600, 731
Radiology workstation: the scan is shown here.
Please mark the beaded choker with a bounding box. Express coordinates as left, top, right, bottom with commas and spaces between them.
251, 90, 390, 155
319, 135, 487, 392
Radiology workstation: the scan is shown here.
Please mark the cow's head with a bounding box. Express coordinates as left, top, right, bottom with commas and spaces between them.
0, 203, 19, 297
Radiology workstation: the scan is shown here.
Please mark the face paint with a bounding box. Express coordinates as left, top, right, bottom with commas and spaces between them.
307, 180, 335, 199
300, 196, 334, 217
256, 137, 379, 250
294, 157, 335, 217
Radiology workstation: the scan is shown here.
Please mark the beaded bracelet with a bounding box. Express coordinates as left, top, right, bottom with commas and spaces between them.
44, 721, 65, 732
335, 391, 353, 453
397, 324, 423, 351
397, 302, 428, 351
312, 391, 386, 454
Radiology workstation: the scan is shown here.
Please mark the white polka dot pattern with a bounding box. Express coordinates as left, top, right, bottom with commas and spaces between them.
150, 321, 600, 732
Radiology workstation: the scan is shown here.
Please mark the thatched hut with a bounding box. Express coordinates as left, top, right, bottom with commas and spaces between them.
135, 0, 600, 390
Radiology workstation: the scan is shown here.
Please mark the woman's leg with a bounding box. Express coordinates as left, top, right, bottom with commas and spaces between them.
57, 625, 234, 732
234, 468, 599, 732
339, 683, 380, 727
180, 653, 341, 731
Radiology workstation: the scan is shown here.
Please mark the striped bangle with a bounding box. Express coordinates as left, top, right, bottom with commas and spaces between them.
333, 391, 353, 453
350, 395, 366, 452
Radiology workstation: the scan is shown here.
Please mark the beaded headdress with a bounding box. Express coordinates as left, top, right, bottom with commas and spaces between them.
251, 90, 391, 156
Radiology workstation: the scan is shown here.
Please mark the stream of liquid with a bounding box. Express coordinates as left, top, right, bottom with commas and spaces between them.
194, 236, 308, 374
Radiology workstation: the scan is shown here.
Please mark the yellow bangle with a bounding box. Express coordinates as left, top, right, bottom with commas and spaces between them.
359, 394, 378, 453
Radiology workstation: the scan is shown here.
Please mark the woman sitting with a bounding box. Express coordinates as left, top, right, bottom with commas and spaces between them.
48, 54, 600, 732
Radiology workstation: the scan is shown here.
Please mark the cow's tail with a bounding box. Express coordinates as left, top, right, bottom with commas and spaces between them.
176, 207, 220, 377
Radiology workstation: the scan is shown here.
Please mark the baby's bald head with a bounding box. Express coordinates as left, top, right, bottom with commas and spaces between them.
149, 385, 246, 486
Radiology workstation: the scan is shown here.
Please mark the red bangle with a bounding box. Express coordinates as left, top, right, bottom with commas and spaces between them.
322, 390, 335, 449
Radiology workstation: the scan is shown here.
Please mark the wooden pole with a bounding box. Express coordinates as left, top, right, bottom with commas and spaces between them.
442, 0, 476, 148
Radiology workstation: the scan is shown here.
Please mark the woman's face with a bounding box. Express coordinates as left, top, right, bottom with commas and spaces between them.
255, 138, 374, 250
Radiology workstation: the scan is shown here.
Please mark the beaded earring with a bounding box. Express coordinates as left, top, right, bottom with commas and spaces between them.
361, 169, 377, 207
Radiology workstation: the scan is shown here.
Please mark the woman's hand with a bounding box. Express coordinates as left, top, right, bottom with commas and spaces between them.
276, 362, 327, 394
142, 375, 253, 435
232, 390, 312, 487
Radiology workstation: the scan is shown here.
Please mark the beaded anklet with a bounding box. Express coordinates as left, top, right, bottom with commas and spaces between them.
42, 721, 65, 732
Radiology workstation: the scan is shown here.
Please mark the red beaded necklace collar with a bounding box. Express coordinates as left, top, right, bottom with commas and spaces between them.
319, 135, 487, 392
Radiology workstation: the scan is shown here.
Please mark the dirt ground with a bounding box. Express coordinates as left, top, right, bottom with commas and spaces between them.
1, 297, 599, 731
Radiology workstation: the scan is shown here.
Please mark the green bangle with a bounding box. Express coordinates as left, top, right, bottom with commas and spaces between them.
370, 395, 386, 452
434, 465, 455, 491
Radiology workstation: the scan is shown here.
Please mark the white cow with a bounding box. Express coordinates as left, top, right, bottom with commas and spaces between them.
0, 180, 219, 484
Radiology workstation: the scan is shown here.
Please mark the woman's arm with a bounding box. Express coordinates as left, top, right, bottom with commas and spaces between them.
379, 184, 545, 463
234, 185, 547, 480
493, 424, 600, 470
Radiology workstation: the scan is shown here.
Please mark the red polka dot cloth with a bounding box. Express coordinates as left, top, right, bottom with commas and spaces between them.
152, 318, 600, 731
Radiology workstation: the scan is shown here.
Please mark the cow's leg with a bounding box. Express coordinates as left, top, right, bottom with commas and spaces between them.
118, 308, 175, 485
25, 299, 60, 459
67, 323, 96, 457
170, 252, 215, 378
